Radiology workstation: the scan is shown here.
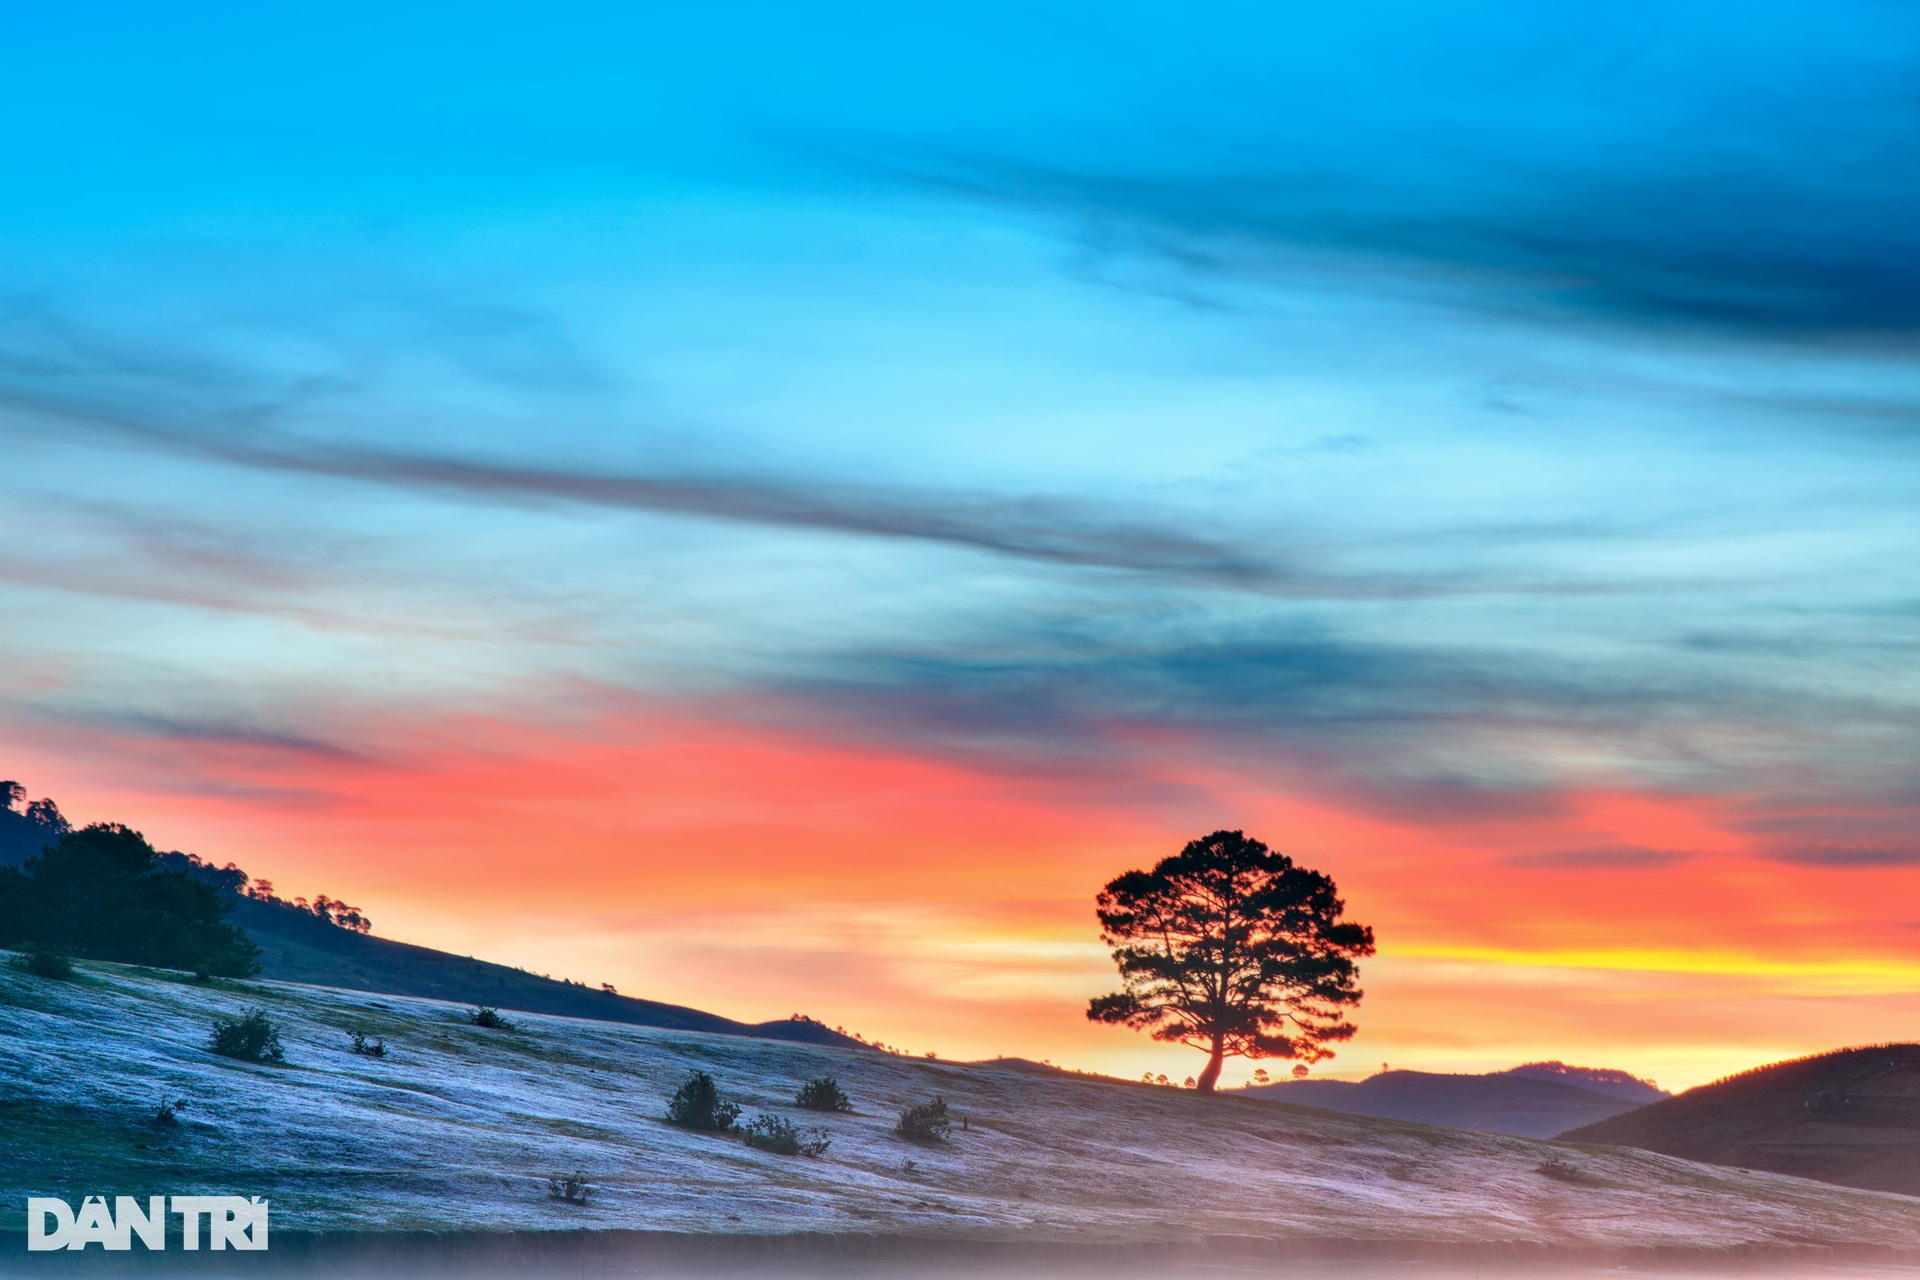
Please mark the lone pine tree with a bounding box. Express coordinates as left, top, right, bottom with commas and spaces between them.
1088, 829, 1375, 1093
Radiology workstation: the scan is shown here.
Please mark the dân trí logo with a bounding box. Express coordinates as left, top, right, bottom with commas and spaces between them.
27, 1196, 269, 1251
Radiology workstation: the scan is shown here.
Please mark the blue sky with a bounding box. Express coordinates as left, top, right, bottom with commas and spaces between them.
3, 0, 1919, 1080
8, 0, 1917, 781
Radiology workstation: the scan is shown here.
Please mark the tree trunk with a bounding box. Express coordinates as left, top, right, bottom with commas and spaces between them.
1195, 1034, 1225, 1093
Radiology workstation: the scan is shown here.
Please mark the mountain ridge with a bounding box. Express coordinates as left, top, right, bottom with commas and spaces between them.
1501, 1060, 1666, 1104
1243, 1065, 1664, 1137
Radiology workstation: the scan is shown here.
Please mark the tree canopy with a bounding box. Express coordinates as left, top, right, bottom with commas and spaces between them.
0, 782, 71, 866
0, 822, 260, 976
1088, 829, 1375, 1093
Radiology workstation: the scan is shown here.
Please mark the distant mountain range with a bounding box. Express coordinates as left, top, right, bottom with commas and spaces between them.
1561, 1043, 1920, 1196
1504, 1060, 1668, 1104
1244, 1062, 1668, 1137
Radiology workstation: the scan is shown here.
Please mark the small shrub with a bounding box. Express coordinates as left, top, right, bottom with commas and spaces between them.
546, 1172, 591, 1204
209, 1009, 285, 1064
665, 1070, 740, 1132
742, 1113, 831, 1157
469, 1006, 516, 1030
1536, 1155, 1607, 1186
349, 1030, 387, 1058
794, 1076, 853, 1112
11, 944, 74, 980
896, 1096, 952, 1143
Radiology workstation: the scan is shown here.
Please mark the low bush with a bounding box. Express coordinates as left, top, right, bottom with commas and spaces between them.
209, 1009, 285, 1064
794, 1076, 853, 1112
1536, 1155, 1607, 1186
547, 1172, 591, 1204
896, 1096, 952, 1143
469, 1006, 516, 1030
9, 944, 73, 979
665, 1070, 740, 1132
349, 1030, 387, 1058
742, 1113, 830, 1157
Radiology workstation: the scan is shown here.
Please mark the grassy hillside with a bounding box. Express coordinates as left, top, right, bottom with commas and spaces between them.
5, 954, 1920, 1249
1560, 1044, 1920, 1195
1241, 1070, 1645, 1138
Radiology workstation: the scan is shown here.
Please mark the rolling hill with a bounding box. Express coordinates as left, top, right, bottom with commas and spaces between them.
1242, 1064, 1665, 1137
5, 952, 1920, 1257
227, 894, 865, 1049
1560, 1043, 1920, 1196
0, 798, 863, 1050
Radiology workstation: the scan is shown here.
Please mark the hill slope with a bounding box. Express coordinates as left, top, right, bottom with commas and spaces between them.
230, 897, 864, 1049
5, 954, 1920, 1249
1242, 1068, 1654, 1137
1560, 1044, 1920, 1196
5, 826, 861, 1049
3, 789, 864, 1051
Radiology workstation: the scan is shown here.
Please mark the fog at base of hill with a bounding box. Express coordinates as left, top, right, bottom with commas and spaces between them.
5, 1232, 1918, 1280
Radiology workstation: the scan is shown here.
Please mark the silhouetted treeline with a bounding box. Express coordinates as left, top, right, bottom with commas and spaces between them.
0, 822, 261, 976
0, 780, 70, 865
1, 780, 373, 976
157, 850, 372, 934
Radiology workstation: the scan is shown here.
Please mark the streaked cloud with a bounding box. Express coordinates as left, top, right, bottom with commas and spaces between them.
1503, 845, 1698, 870
1764, 846, 1920, 869
0, 307, 1705, 603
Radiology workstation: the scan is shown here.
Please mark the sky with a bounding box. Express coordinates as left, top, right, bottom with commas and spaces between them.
3, 0, 1919, 1090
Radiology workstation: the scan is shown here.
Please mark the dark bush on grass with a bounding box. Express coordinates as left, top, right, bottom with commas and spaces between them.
349, 1030, 387, 1058
469, 1006, 516, 1030
209, 1009, 285, 1064
794, 1076, 853, 1112
742, 1113, 831, 1157
1536, 1155, 1607, 1186
10, 944, 73, 979
896, 1096, 952, 1143
547, 1172, 591, 1204
665, 1070, 740, 1132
